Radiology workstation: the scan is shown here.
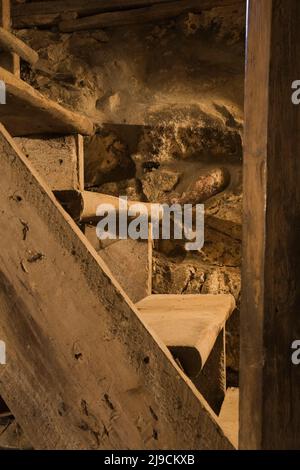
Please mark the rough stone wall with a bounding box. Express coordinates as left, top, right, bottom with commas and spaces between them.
16, 2, 245, 377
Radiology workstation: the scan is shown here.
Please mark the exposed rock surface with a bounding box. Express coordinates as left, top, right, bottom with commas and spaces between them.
84, 131, 135, 187
141, 169, 180, 202
16, 2, 245, 376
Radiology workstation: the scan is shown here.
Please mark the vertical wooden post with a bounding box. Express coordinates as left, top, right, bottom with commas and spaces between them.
0, 0, 20, 76
240, 0, 300, 449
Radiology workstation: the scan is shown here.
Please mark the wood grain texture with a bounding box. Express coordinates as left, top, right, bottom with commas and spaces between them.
0, 124, 233, 450
13, 0, 176, 17
220, 387, 238, 448
240, 0, 300, 450
13, 13, 69, 29
14, 135, 83, 192
193, 331, 226, 415
0, 0, 10, 30
13, 0, 242, 17
0, 67, 93, 136
0, 27, 39, 65
0, 0, 20, 77
85, 228, 152, 303
59, 0, 241, 32
78, 191, 162, 222
136, 294, 235, 373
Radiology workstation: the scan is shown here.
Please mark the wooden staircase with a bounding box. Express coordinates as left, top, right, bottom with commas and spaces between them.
0, 2, 239, 450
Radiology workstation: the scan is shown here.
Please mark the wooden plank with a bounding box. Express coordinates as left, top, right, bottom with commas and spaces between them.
0, 0, 10, 29
0, 124, 233, 450
0, 0, 20, 77
62, 191, 163, 222
0, 417, 31, 449
136, 295, 233, 416
136, 294, 235, 372
59, 0, 241, 32
76, 135, 84, 192
14, 135, 83, 192
0, 67, 93, 136
240, 0, 300, 450
0, 27, 39, 65
13, 0, 243, 28
219, 387, 238, 448
193, 331, 226, 416
13, 0, 176, 17
85, 228, 152, 303
13, 12, 78, 29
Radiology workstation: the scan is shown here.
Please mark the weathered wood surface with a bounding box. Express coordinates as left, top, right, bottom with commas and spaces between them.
240, 0, 300, 450
0, 0, 9, 30
0, 0, 20, 76
13, 0, 242, 28
193, 331, 226, 415
14, 135, 84, 192
137, 295, 234, 416
66, 191, 163, 222
0, 416, 32, 450
85, 226, 152, 303
13, 11, 79, 29
0, 67, 93, 136
219, 387, 238, 448
0, 125, 233, 449
0, 27, 39, 65
136, 294, 235, 373
59, 0, 241, 32
13, 0, 175, 18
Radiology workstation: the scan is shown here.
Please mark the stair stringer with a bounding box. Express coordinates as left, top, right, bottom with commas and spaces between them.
0, 124, 234, 450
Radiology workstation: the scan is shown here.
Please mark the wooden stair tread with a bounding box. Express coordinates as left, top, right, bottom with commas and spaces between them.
0, 67, 93, 136
0, 124, 233, 449
136, 294, 235, 369
219, 387, 239, 448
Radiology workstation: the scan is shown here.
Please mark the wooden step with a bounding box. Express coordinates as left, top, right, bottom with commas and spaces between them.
0, 67, 93, 136
14, 135, 84, 192
0, 124, 233, 449
84, 225, 152, 303
136, 294, 235, 414
219, 387, 239, 448
136, 294, 235, 375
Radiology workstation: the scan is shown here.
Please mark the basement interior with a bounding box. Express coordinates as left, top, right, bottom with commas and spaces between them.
0, 0, 299, 453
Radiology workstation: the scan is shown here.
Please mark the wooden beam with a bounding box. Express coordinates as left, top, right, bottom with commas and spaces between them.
0, 124, 233, 449
14, 135, 84, 192
0, 67, 94, 136
219, 388, 239, 448
13, 0, 176, 17
13, 12, 78, 29
137, 294, 235, 372
0, 0, 9, 29
0, 0, 20, 77
59, 191, 163, 222
59, 0, 241, 32
240, 0, 300, 450
84, 231, 152, 303
0, 27, 39, 65
137, 294, 235, 415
